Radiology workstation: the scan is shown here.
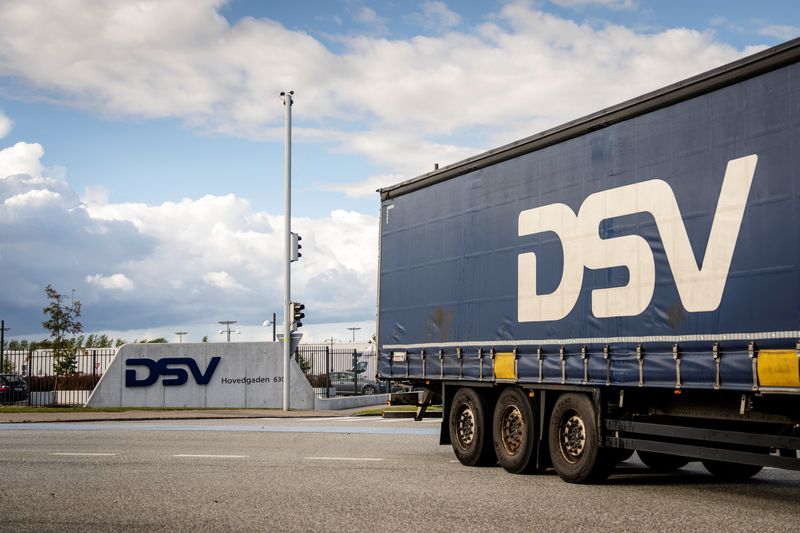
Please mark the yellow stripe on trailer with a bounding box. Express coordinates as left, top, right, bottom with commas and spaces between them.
494, 352, 516, 380
758, 350, 800, 387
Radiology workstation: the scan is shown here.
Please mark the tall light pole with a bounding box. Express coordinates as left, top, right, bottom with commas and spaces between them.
262, 312, 276, 342
174, 331, 188, 343
281, 90, 294, 411
324, 337, 339, 350
218, 320, 238, 342
347, 327, 361, 343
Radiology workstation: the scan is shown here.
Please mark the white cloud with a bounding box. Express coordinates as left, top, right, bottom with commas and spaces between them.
0, 110, 12, 138
355, 6, 387, 28
0, 0, 752, 186
549, 0, 636, 10
80, 185, 110, 206
0, 138, 379, 334
324, 173, 404, 198
203, 271, 246, 290
3, 188, 61, 209
0, 142, 45, 180
84, 181, 378, 327
756, 22, 800, 41
86, 273, 135, 292
409, 1, 462, 31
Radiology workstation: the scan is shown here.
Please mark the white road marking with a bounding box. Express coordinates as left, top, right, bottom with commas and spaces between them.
304, 456, 383, 462
258, 416, 366, 422
49, 452, 118, 457
172, 454, 249, 458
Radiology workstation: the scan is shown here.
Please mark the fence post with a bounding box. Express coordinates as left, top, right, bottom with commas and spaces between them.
92, 350, 97, 389
325, 346, 330, 398
352, 349, 358, 396
27, 347, 32, 406
0, 319, 4, 372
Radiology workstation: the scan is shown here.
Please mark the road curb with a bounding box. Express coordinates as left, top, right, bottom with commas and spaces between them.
0, 406, 388, 424
382, 410, 442, 419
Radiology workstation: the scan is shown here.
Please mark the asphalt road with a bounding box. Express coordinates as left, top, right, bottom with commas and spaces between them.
1, 416, 799, 532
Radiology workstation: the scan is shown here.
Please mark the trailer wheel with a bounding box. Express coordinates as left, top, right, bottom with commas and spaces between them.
449, 387, 496, 466
492, 387, 539, 474
637, 451, 690, 472
702, 460, 763, 480
548, 393, 611, 483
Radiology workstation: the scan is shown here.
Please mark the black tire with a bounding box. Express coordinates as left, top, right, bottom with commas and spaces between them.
608, 448, 635, 464
548, 393, 612, 484
492, 387, 540, 474
449, 387, 496, 467
362, 385, 377, 395
637, 451, 690, 472
702, 460, 763, 480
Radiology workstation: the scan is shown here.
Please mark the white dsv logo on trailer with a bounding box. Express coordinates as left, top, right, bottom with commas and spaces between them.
517, 155, 758, 322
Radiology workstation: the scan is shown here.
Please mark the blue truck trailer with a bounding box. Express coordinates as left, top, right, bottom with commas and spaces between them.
377, 37, 800, 483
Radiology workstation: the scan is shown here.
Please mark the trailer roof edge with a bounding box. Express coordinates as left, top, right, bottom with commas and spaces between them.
379, 37, 800, 201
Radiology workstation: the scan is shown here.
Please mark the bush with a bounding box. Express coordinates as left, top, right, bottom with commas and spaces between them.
306, 374, 330, 388
27, 373, 101, 391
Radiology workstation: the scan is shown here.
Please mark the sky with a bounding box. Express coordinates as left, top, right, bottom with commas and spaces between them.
0, 0, 797, 344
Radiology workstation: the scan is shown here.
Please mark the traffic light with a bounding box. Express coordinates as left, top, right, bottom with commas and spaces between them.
291, 302, 305, 331
290, 232, 302, 262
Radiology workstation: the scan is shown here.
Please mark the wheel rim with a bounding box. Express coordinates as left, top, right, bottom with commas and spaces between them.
559, 412, 586, 463
500, 404, 525, 456
455, 404, 476, 448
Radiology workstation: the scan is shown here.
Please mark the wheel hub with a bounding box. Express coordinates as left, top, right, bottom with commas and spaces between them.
456, 405, 475, 447
560, 414, 586, 462
500, 405, 524, 455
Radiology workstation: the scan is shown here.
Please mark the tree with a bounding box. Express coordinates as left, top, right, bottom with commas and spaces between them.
133, 338, 168, 344
202, 335, 208, 343
42, 285, 82, 379
1, 359, 15, 373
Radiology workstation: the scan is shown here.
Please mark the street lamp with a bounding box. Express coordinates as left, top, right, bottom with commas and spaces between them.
174, 331, 188, 343
280, 89, 294, 412
262, 312, 277, 342
346, 327, 361, 343
218, 320, 240, 342
323, 337, 339, 350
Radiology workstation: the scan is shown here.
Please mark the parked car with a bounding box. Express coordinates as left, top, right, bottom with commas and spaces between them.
0, 374, 29, 404
328, 371, 388, 396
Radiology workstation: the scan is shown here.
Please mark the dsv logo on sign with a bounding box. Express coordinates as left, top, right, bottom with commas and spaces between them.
518, 155, 757, 322
125, 357, 221, 387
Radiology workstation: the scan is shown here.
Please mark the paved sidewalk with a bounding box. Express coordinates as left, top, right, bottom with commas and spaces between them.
0, 406, 385, 424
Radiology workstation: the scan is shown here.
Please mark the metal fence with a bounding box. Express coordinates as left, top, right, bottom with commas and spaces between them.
295, 344, 381, 398
1, 348, 117, 406
0, 345, 381, 405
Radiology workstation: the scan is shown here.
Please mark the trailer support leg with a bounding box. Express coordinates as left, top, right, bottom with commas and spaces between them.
416, 388, 436, 421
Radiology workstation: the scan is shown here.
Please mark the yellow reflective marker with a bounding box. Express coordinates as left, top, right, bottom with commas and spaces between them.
758, 350, 800, 387
494, 352, 516, 380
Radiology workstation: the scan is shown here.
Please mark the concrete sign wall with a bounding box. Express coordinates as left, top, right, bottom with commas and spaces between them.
86, 342, 315, 409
